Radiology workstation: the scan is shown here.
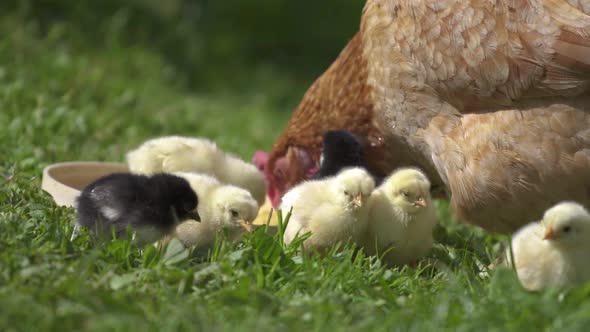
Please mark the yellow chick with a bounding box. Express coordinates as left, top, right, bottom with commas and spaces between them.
281, 167, 375, 254
126, 136, 266, 206
171, 172, 259, 249
363, 167, 437, 266
510, 201, 590, 291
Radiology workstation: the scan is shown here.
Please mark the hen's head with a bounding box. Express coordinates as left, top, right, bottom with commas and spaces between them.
254, 145, 321, 208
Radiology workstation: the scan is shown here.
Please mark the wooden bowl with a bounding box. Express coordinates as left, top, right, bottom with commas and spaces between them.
42, 161, 129, 208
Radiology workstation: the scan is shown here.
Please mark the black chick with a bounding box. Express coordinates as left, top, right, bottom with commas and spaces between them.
76, 172, 200, 246
312, 130, 383, 185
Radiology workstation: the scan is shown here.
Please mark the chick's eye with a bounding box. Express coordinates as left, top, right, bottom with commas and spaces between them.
401, 191, 410, 197
230, 209, 239, 218
344, 190, 350, 196
563, 226, 572, 233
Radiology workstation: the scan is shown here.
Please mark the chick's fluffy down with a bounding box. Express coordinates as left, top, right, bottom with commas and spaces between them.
363, 168, 437, 266
510, 201, 590, 291
282, 167, 375, 254
126, 136, 266, 206
169, 172, 259, 250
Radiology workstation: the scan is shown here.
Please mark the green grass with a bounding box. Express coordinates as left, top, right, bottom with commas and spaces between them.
3, 7, 590, 332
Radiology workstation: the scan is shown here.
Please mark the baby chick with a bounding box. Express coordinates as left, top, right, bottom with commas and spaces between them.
126, 136, 221, 175
363, 167, 437, 266
510, 201, 590, 291
282, 167, 375, 254
170, 172, 259, 249
217, 151, 267, 207
126, 136, 266, 206
76, 173, 199, 246
312, 130, 367, 177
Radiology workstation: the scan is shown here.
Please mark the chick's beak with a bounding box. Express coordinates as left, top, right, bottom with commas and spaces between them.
239, 220, 254, 233
187, 210, 201, 222
414, 197, 427, 208
543, 227, 557, 240
352, 194, 363, 208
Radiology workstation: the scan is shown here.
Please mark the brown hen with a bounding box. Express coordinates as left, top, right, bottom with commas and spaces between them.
255, 0, 590, 234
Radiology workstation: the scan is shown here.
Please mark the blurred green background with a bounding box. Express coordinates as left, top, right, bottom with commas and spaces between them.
2, 0, 363, 91
0, 0, 366, 166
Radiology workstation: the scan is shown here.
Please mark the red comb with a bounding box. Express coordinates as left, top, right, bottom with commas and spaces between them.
252, 150, 269, 172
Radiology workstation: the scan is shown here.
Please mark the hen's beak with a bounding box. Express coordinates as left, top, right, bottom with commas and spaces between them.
352, 194, 363, 209
543, 227, 557, 240
239, 220, 254, 233
414, 197, 427, 208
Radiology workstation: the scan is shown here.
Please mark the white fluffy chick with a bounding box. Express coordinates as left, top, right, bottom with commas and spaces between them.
170, 172, 259, 250
217, 152, 267, 207
281, 167, 375, 254
126, 136, 266, 206
363, 167, 437, 266
127, 136, 222, 175
509, 201, 590, 291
